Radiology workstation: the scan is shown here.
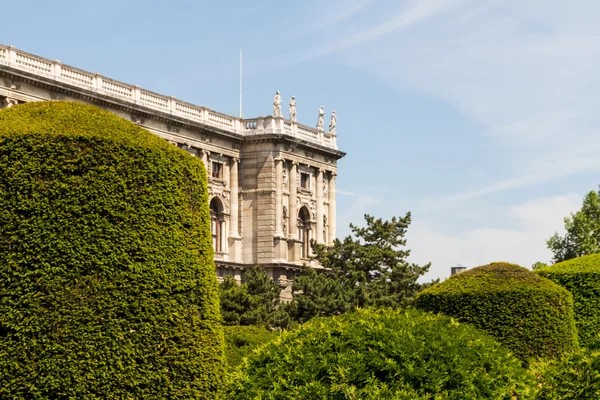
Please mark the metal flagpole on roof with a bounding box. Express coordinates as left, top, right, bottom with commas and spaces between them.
239, 49, 243, 119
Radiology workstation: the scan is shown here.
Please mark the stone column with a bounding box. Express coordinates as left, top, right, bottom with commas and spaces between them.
229, 157, 239, 236
229, 157, 241, 261
289, 162, 298, 238
328, 172, 337, 245
275, 159, 283, 237
316, 168, 324, 244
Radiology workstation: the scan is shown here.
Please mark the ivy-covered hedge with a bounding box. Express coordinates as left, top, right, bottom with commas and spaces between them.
416, 262, 578, 362
536, 254, 600, 348
0, 102, 223, 398
223, 325, 278, 371
227, 308, 534, 399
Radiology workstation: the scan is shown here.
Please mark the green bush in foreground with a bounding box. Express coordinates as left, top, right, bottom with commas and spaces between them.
534, 349, 600, 399
0, 102, 223, 399
224, 325, 279, 372
536, 254, 600, 348
417, 262, 578, 362
227, 308, 534, 399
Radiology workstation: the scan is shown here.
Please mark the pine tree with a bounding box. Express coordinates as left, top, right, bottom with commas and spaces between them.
219, 267, 291, 329
291, 213, 431, 321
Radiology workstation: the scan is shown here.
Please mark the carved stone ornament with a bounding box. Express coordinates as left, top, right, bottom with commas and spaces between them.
282, 167, 289, 191
1, 97, 18, 109
310, 200, 316, 220
283, 205, 288, 233
222, 192, 230, 213
323, 179, 328, 195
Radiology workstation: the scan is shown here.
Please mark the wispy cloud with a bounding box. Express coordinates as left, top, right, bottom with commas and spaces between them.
296, 0, 374, 36
270, 0, 463, 66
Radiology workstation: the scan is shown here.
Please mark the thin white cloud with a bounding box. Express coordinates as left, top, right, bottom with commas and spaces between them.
271, 0, 464, 66
296, 0, 374, 36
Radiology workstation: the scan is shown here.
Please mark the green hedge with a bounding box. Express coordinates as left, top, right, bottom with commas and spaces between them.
536, 254, 600, 347
533, 349, 600, 399
416, 262, 578, 362
227, 308, 534, 399
0, 102, 223, 398
223, 325, 278, 371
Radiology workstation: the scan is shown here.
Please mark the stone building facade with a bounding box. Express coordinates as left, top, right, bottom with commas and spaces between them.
0, 45, 345, 297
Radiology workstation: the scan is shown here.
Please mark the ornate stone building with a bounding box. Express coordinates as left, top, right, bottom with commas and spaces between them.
0, 45, 345, 297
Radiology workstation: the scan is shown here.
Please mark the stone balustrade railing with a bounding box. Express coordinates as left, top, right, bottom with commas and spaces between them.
0, 45, 337, 150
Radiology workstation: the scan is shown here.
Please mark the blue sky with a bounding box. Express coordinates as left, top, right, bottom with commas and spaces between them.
3, 0, 598, 280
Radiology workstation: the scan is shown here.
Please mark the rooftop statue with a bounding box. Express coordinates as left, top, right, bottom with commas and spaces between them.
273, 91, 282, 117
328, 110, 337, 135
289, 96, 297, 122
316, 106, 325, 131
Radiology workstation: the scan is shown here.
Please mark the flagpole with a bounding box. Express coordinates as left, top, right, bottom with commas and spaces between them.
239, 49, 243, 119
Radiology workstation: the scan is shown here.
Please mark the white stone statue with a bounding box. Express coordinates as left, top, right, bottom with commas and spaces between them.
289, 96, 297, 122
328, 110, 337, 135
316, 106, 325, 130
273, 91, 282, 117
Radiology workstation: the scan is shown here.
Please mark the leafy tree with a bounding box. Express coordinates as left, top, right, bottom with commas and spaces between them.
291, 213, 431, 322
220, 266, 291, 329
547, 188, 600, 263
532, 261, 549, 270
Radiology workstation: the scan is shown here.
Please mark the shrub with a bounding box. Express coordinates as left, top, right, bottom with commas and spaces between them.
223, 325, 278, 371
227, 308, 534, 399
416, 262, 578, 362
533, 349, 600, 399
536, 254, 600, 347
0, 102, 223, 398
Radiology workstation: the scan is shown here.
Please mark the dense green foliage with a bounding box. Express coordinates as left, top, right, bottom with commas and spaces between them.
536, 254, 600, 347
0, 102, 223, 398
534, 349, 600, 399
532, 261, 549, 270
416, 262, 578, 362
223, 325, 278, 371
547, 187, 600, 263
220, 266, 291, 329
227, 308, 534, 399
291, 214, 432, 323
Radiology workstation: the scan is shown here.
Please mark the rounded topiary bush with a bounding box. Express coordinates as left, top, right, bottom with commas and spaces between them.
227, 308, 534, 399
416, 262, 578, 362
536, 254, 600, 348
0, 102, 223, 398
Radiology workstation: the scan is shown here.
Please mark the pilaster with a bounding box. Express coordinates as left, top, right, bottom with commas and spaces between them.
229, 157, 241, 262
316, 168, 324, 244
328, 172, 337, 245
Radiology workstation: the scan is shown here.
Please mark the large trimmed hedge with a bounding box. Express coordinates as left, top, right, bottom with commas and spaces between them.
227, 308, 534, 399
223, 325, 278, 371
536, 254, 600, 347
416, 262, 578, 362
0, 102, 223, 398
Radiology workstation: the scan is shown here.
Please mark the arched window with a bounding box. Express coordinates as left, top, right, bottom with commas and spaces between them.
210, 197, 224, 253
298, 207, 311, 259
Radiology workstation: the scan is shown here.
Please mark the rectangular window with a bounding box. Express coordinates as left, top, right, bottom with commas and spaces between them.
212, 161, 223, 179
300, 172, 310, 189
